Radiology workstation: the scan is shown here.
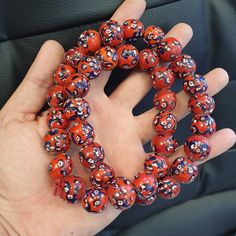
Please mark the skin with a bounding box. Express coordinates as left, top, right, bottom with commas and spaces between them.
0, 0, 235, 235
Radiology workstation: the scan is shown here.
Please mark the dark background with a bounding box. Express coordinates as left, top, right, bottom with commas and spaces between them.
0, 0, 236, 235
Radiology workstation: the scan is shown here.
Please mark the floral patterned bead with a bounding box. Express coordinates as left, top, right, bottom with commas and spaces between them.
144, 153, 169, 179
107, 176, 136, 210
144, 25, 165, 48
170, 157, 198, 184
64, 97, 90, 121
64, 47, 85, 68
123, 19, 144, 42
78, 29, 102, 54
82, 186, 108, 213
69, 121, 95, 146
139, 49, 159, 73
43, 128, 70, 154
53, 64, 76, 86
47, 85, 67, 108
46, 108, 69, 129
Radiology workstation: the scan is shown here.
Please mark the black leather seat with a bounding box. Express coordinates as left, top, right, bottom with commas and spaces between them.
0, 0, 236, 235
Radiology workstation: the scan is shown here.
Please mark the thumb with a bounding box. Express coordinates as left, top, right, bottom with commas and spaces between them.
1, 40, 64, 119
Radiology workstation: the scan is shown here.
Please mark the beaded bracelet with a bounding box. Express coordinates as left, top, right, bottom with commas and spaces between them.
43, 19, 215, 213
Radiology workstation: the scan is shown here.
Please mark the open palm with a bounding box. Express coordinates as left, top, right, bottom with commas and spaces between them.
0, 1, 235, 235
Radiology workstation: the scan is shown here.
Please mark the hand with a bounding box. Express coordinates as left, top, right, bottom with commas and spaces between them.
0, 0, 235, 235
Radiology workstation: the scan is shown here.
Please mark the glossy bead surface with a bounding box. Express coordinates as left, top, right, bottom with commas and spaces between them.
157, 37, 182, 62
123, 19, 144, 42
46, 108, 69, 129
69, 121, 95, 146
171, 157, 198, 184
78, 29, 101, 54
117, 44, 139, 69
133, 171, 158, 200
90, 163, 115, 187
47, 85, 67, 108
158, 176, 180, 199
79, 142, 105, 169
65, 73, 90, 97
99, 20, 124, 47
153, 111, 177, 134
59, 175, 86, 204
153, 88, 176, 112
169, 54, 196, 78
64, 97, 90, 121
144, 25, 165, 48
78, 56, 101, 80
139, 49, 159, 73
183, 74, 208, 95
188, 93, 215, 115
43, 129, 70, 154
53, 64, 76, 86
95, 46, 118, 70
151, 134, 178, 156
82, 186, 108, 213
107, 177, 136, 210
191, 114, 216, 137
150, 67, 175, 89
144, 153, 169, 178
48, 153, 73, 182
64, 47, 85, 68
184, 135, 211, 161
136, 194, 157, 206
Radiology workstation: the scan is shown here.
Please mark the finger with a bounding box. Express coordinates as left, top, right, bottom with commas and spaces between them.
1, 40, 64, 119
91, 0, 146, 90
109, 23, 193, 109
137, 68, 229, 143
168, 128, 236, 165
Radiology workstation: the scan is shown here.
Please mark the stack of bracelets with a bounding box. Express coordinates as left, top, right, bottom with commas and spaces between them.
43, 19, 215, 213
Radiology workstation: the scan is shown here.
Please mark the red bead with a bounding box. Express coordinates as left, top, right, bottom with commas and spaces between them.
69, 121, 95, 146
64, 97, 90, 121
153, 111, 177, 134
53, 64, 76, 86
99, 20, 124, 47
123, 19, 144, 42
78, 56, 101, 80
151, 134, 178, 156
59, 175, 86, 204
157, 37, 182, 62
78, 29, 102, 54
95, 46, 118, 71
144, 153, 169, 178
169, 54, 196, 78
144, 25, 165, 48
136, 194, 157, 206
150, 67, 175, 89
117, 44, 139, 69
153, 88, 176, 112
65, 73, 90, 97
48, 153, 73, 182
191, 114, 216, 137
47, 85, 67, 108
184, 135, 211, 161
90, 163, 115, 187
171, 157, 198, 184
64, 47, 85, 68
183, 74, 208, 95
43, 129, 70, 154
107, 176, 136, 210
79, 142, 105, 169
46, 108, 69, 129
139, 49, 159, 73
188, 93, 215, 115
158, 176, 180, 199
82, 186, 108, 213
133, 171, 158, 200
